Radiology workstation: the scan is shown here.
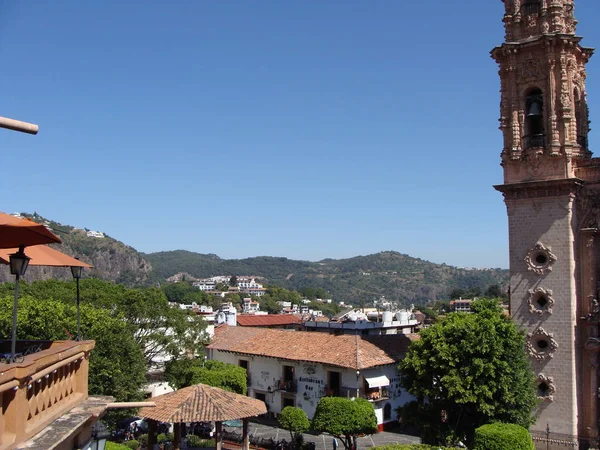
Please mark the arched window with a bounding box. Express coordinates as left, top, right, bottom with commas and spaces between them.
574, 88, 588, 149
521, 0, 541, 16
383, 403, 392, 421
525, 88, 545, 149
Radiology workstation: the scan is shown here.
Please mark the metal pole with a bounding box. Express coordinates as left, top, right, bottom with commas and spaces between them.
546, 423, 550, 450
10, 274, 20, 362
0, 116, 38, 135
76, 277, 81, 340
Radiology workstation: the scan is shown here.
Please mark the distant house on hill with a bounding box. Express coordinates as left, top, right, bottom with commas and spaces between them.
207, 326, 417, 429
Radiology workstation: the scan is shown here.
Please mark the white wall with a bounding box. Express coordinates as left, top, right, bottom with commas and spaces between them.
210, 350, 414, 425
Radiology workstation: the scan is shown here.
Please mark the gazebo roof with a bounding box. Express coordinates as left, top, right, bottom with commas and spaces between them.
138, 384, 267, 423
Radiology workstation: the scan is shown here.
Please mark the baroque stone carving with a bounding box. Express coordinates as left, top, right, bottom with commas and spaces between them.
525, 242, 557, 275
536, 373, 556, 401
527, 287, 555, 315
527, 327, 559, 361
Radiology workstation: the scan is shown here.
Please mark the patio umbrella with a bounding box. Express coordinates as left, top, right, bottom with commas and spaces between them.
0, 212, 61, 249
0, 245, 92, 268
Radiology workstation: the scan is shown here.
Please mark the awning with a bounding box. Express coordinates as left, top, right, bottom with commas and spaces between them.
365, 375, 390, 388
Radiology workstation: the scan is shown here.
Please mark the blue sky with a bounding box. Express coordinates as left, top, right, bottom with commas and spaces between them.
1, 1, 598, 269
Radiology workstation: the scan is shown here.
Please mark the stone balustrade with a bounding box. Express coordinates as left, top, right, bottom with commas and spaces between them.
0, 340, 94, 450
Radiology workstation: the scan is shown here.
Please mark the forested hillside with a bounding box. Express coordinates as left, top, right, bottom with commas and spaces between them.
2, 214, 508, 305
144, 250, 507, 306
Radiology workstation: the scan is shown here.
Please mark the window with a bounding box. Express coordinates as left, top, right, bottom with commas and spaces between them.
525, 88, 545, 149
521, 0, 540, 16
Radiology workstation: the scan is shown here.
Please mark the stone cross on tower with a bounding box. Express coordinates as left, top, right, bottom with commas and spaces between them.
492, 0, 600, 448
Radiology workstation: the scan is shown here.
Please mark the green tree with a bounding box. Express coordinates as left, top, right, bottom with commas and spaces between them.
260, 296, 283, 314
165, 359, 247, 394
0, 295, 146, 404
229, 276, 238, 286
311, 397, 377, 450
278, 406, 310, 445
398, 299, 537, 446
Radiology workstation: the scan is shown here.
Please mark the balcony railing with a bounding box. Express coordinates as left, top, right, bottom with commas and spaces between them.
0, 340, 94, 450
524, 134, 546, 149
277, 379, 297, 393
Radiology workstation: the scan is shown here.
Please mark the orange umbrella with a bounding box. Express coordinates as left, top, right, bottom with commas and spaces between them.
0, 245, 92, 268
0, 212, 61, 249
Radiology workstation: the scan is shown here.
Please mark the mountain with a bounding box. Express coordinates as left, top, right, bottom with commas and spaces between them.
0, 213, 151, 285
144, 250, 508, 306
2, 214, 508, 305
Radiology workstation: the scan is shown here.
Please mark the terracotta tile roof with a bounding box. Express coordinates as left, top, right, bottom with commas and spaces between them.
208, 326, 416, 370
237, 314, 302, 327
139, 383, 266, 423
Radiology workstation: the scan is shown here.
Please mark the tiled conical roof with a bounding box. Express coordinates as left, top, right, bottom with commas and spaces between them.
139, 383, 267, 423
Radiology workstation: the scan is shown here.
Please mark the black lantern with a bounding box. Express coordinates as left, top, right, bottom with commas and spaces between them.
9, 246, 30, 276
8, 246, 30, 363
70, 258, 83, 340
90, 421, 110, 450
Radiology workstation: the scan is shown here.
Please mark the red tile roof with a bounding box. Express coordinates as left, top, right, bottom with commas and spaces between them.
237, 314, 302, 327
208, 326, 417, 370
139, 383, 267, 423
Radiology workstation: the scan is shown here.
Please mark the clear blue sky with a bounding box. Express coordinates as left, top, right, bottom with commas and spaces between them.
1, 1, 598, 269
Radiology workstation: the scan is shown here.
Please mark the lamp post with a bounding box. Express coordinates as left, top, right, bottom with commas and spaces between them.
9, 246, 30, 363
70, 260, 83, 341
356, 370, 360, 398
90, 420, 110, 450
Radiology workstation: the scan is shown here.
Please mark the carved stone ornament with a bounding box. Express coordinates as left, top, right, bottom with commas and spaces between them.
527, 287, 555, 315
525, 242, 557, 275
527, 327, 559, 362
536, 373, 556, 401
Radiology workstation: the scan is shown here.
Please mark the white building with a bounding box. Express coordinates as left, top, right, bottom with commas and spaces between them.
194, 280, 217, 291
242, 298, 261, 314
304, 309, 418, 336
207, 326, 416, 428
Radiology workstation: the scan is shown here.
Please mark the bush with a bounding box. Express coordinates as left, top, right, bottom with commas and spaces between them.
157, 433, 168, 443
106, 443, 131, 450
187, 435, 219, 448
137, 434, 148, 446
473, 423, 534, 450
166, 432, 174, 441
123, 440, 140, 450
370, 445, 461, 450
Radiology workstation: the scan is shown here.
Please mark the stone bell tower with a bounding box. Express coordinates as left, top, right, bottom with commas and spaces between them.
492, 0, 599, 448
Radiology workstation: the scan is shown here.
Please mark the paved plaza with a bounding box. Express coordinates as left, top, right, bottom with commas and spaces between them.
227, 419, 421, 450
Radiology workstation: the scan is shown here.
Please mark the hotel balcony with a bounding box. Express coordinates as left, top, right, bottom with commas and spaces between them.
277, 379, 297, 393
0, 339, 112, 450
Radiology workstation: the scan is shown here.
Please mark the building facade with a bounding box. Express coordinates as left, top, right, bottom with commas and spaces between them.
206, 326, 416, 428
491, 0, 598, 447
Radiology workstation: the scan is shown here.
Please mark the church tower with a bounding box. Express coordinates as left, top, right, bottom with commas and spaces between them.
492, 0, 599, 447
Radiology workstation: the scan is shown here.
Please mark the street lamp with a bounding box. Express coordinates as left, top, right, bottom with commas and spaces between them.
9, 246, 30, 363
356, 370, 360, 398
90, 421, 110, 450
70, 259, 83, 341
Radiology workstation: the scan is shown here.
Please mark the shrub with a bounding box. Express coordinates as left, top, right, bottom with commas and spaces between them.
186, 434, 216, 448
106, 442, 131, 450
123, 440, 140, 450
473, 423, 534, 450
137, 434, 148, 446
370, 445, 461, 450
166, 432, 174, 441
157, 433, 168, 443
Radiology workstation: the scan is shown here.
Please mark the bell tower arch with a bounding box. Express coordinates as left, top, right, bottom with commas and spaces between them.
492, 0, 599, 447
